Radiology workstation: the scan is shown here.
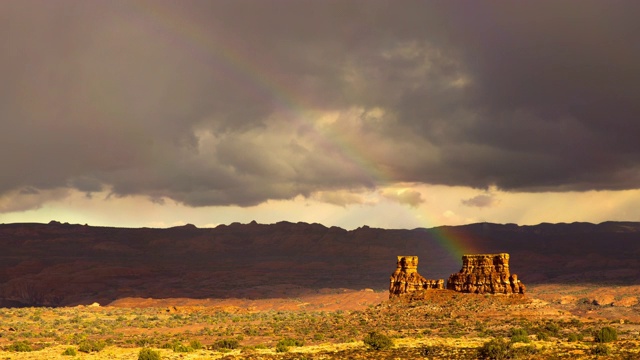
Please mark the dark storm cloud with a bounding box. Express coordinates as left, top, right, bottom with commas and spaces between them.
1, 0, 640, 210
431, 2, 640, 191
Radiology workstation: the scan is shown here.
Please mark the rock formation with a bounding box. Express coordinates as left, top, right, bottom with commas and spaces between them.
389, 256, 444, 298
447, 253, 525, 294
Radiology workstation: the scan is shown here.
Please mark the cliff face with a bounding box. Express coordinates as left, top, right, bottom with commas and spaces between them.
447, 253, 525, 294
389, 256, 444, 298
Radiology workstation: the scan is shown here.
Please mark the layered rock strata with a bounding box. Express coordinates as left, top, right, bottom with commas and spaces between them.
389, 256, 444, 298
447, 253, 525, 294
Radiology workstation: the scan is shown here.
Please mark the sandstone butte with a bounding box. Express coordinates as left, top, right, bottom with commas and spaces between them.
389, 253, 525, 298
389, 256, 444, 298
447, 253, 526, 295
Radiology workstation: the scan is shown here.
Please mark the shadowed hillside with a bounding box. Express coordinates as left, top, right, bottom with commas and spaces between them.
1, 220, 639, 306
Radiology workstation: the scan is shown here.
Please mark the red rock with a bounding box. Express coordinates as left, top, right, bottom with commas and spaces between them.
560, 295, 577, 305
614, 297, 638, 307
592, 294, 615, 306
447, 253, 525, 295
389, 256, 444, 298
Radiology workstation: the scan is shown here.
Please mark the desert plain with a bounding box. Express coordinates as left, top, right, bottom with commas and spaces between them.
1, 284, 639, 359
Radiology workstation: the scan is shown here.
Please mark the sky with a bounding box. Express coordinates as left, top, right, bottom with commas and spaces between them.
2, 1, 640, 230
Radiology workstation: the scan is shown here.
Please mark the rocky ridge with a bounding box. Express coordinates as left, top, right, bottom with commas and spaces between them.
1, 221, 639, 306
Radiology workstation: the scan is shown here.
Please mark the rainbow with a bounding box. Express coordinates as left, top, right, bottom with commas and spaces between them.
127, 2, 482, 260
428, 224, 481, 260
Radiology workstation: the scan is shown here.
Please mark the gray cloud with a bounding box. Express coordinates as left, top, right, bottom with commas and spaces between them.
0, 188, 69, 213
461, 194, 498, 209
19, 187, 40, 195
312, 190, 368, 207
381, 189, 425, 208
2, 1, 640, 210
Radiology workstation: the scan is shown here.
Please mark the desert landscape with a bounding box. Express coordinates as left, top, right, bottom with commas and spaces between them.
0, 221, 639, 359
3, 1, 640, 359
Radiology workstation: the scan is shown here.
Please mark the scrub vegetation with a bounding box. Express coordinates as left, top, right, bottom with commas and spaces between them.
0, 290, 637, 359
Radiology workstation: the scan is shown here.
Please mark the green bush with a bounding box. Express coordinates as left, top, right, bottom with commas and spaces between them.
544, 322, 560, 336
7, 341, 33, 352
160, 340, 194, 353
275, 337, 304, 353
78, 339, 106, 353
567, 332, 584, 342
275, 342, 289, 353
62, 347, 77, 356
592, 343, 610, 356
363, 331, 393, 350
171, 343, 193, 353
213, 338, 239, 350
509, 328, 530, 343
536, 331, 549, 341
138, 348, 161, 360
278, 338, 304, 347
477, 338, 510, 360
594, 327, 617, 343
189, 339, 203, 350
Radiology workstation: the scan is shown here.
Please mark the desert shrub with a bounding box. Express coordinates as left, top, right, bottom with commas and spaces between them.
275, 342, 289, 353
189, 339, 203, 350
512, 344, 538, 356
78, 339, 106, 353
544, 322, 560, 337
275, 337, 304, 353
172, 343, 193, 353
536, 331, 549, 341
577, 297, 591, 305
509, 328, 530, 343
363, 331, 393, 350
592, 343, 610, 355
422, 345, 441, 356
7, 341, 33, 352
244, 327, 259, 336
567, 332, 584, 342
62, 347, 77, 356
161, 340, 194, 353
240, 346, 255, 354
138, 348, 161, 360
213, 338, 239, 350
594, 327, 617, 343
477, 338, 510, 360
278, 338, 304, 347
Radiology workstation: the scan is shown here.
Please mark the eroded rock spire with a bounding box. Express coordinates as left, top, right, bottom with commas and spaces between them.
389, 256, 444, 298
